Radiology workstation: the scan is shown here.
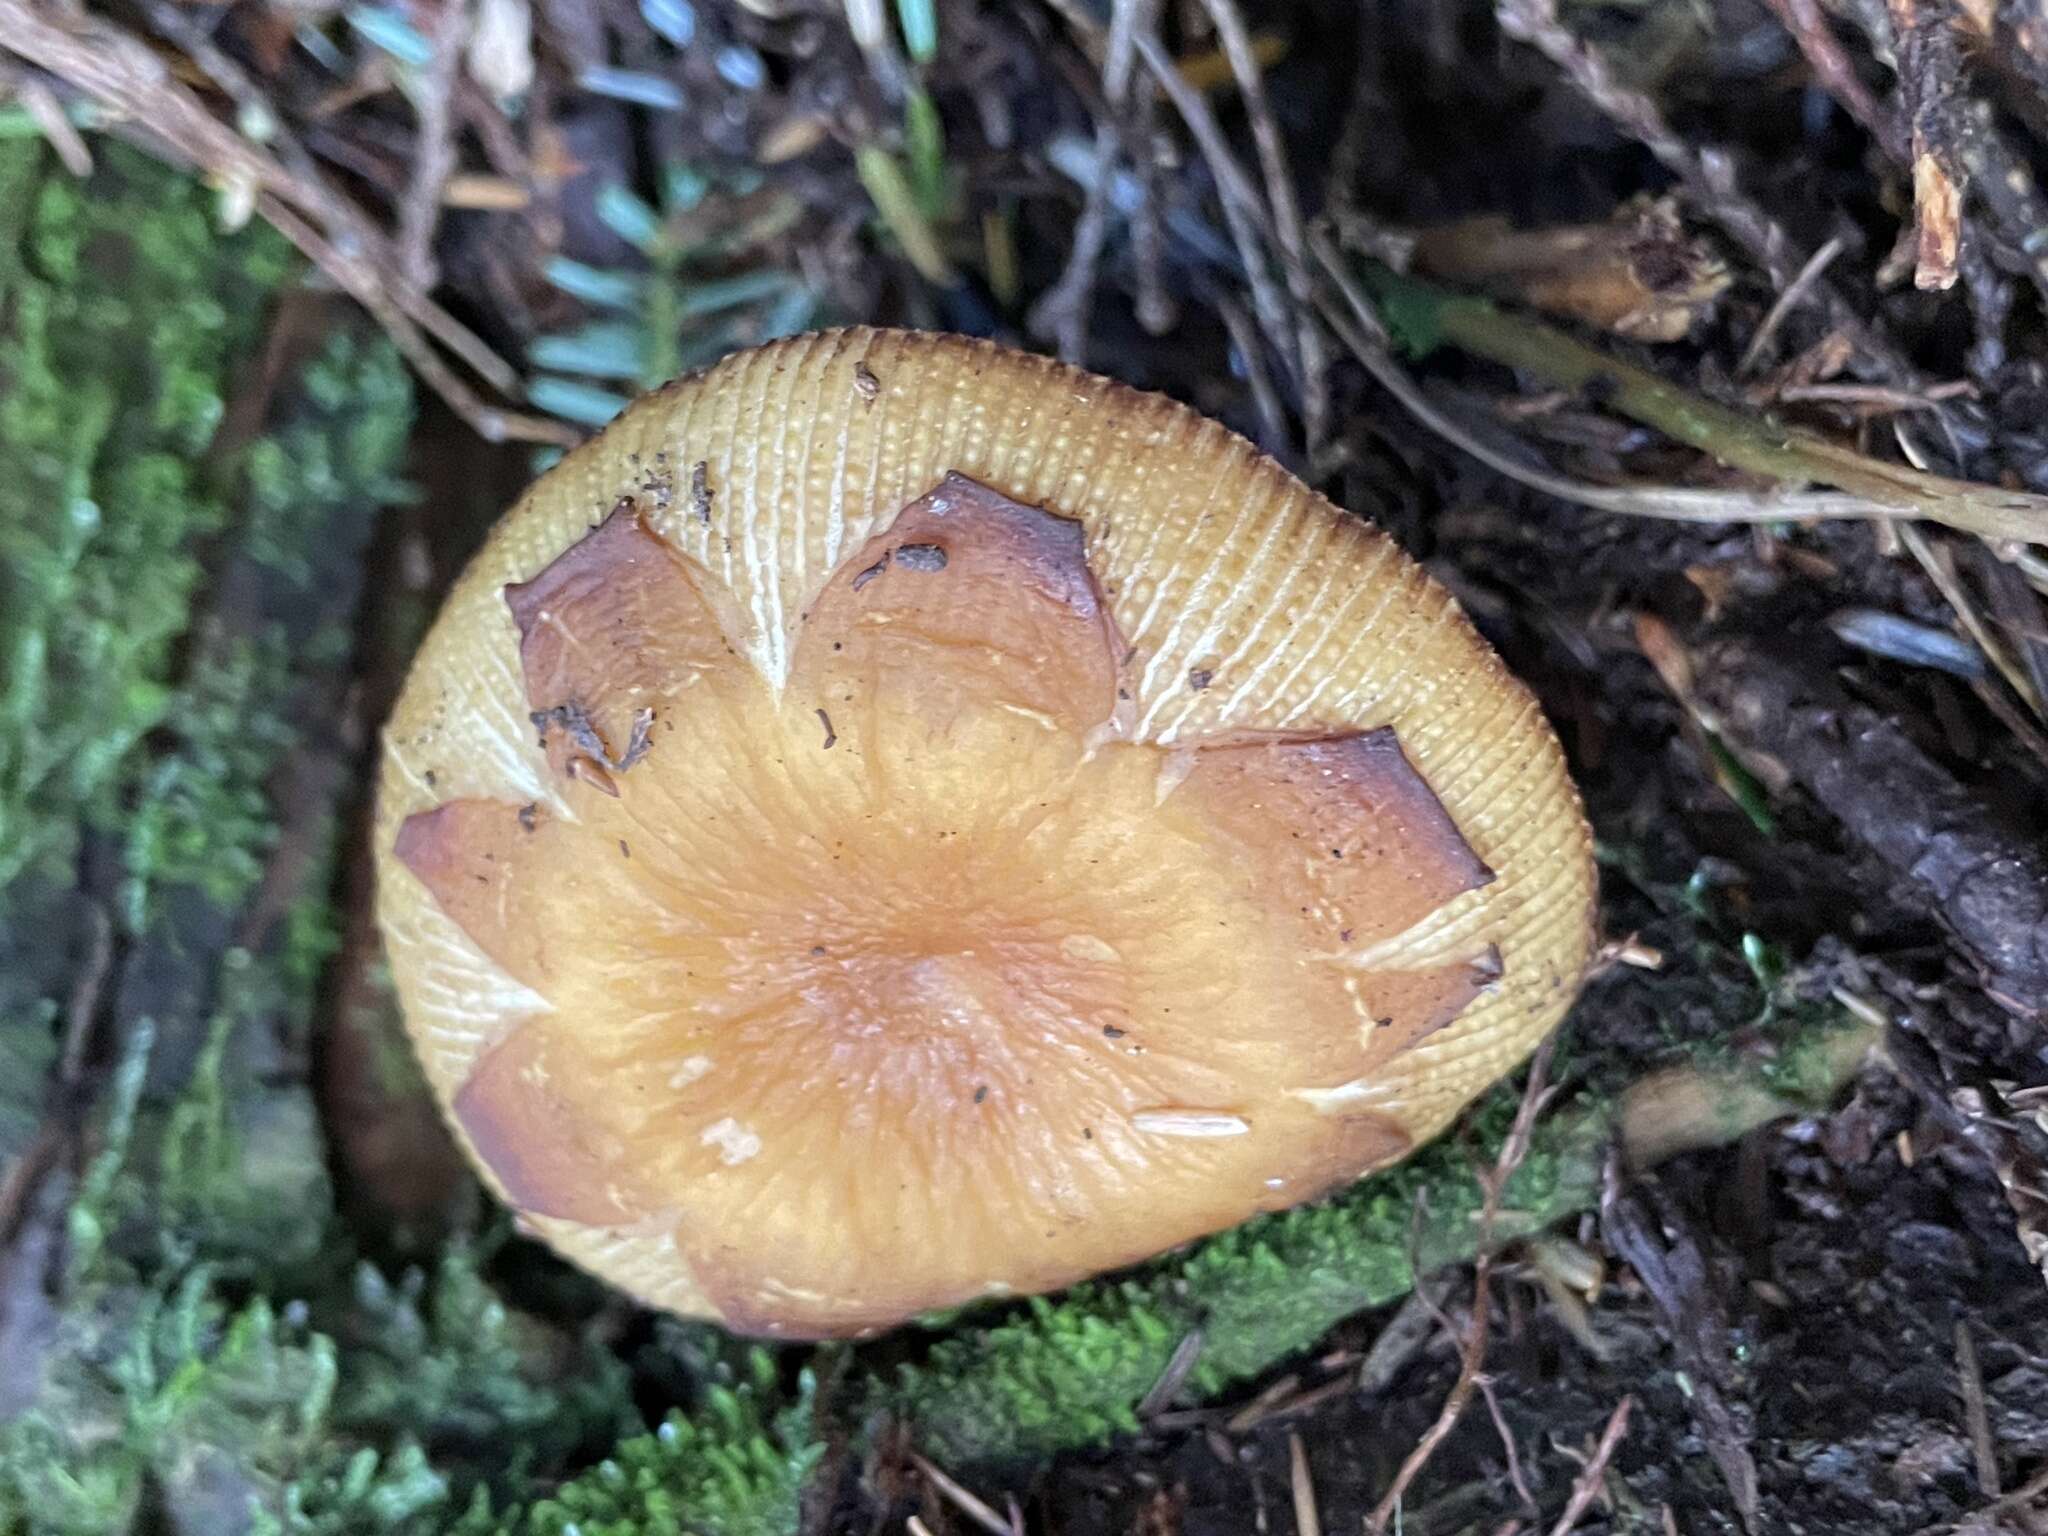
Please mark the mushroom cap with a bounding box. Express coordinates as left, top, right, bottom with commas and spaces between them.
375, 328, 1595, 1338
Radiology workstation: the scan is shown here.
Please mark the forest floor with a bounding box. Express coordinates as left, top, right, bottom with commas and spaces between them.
4, 1, 2048, 1533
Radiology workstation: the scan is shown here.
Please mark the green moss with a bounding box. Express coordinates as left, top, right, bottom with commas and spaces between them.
0, 980, 55, 1165
0, 134, 412, 919
118, 329, 412, 929
464, 1356, 821, 1536
241, 330, 415, 586
336, 1252, 637, 1479
0, 1023, 436, 1536
0, 140, 290, 897
0, 1019, 649, 1536
119, 632, 300, 920
147, 961, 335, 1275
0, 1266, 475, 1536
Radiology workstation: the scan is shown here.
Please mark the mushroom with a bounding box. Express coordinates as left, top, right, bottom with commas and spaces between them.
375, 328, 1596, 1338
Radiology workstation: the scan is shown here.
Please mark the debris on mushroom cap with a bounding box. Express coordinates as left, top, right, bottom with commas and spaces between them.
374, 328, 1597, 1338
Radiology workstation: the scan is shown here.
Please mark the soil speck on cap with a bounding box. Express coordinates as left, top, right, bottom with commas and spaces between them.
853, 360, 880, 400
690, 461, 713, 523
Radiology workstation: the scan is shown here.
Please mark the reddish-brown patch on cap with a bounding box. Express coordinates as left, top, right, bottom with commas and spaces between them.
793, 472, 1126, 736
1353, 945, 1506, 1068
452, 1021, 648, 1225
1179, 728, 1494, 943
394, 799, 560, 992
505, 502, 741, 780
393, 796, 643, 996
1165, 727, 1500, 1077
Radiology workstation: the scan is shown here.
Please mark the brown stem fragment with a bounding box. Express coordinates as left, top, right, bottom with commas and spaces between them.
1692, 636, 2048, 1015
1890, 0, 1970, 289
1602, 1179, 1758, 1530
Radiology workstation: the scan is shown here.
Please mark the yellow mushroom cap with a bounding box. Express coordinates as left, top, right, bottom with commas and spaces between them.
374, 328, 1596, 1338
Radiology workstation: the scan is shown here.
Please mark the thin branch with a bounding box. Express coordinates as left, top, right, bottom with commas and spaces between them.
1320, 242, 2048, 545
13, 75, 89, 175
398, 0, 471, 293
1193, 0, 1329, 453
1736, 235, 1845, 376
1308, 227, 2035, 542
255, 193, 574, 446
1125, 25, 1301, 455
909, 1455, 1011, 1536
1366, 1038, 1557, 1533
1496, 0, 1922, 386
1761, 0, 1906, 158
1288, 1432, 1321, 1536
1952, 97, 2048, 310
1477, 1372, 1539, 1516
1215, 289, 1291, 453
1889, 0, 1968, 288
1545, 1397, 1634, 1536
1955, 1321, 2001, 1497
1030, 0, 1153, 362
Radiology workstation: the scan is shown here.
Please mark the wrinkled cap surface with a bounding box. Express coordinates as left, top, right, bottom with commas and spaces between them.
376, 330, 1595, 1337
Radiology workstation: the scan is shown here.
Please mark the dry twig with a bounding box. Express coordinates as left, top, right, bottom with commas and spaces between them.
1955, 1321, 2001, 1497
1737, 236, 1845, 376
1951, 98, 2048, 309
1136, 1328, 1206, 1418
1889, 0, 1969, 289
1600, 1179, 1757, 1528
1215, 290, 1291, 451
1496, 0, 1922, 387
1762, 0, 1905, 157
1288, 1432, 1320, 1536
1192, 0, 1328, 455
1477, 1372, 1539, 1516
398, 0, 471, 293
1311, 230, 2048, 546
1545, 1397, 1633, 1536
909, 1454, 1011, 1536
1030, 0, 1153, 363
1124, 25, 1302, 455
1365, 1038, 1557, 1533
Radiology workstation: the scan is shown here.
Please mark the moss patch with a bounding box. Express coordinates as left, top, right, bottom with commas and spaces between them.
0, 140, 291, 896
